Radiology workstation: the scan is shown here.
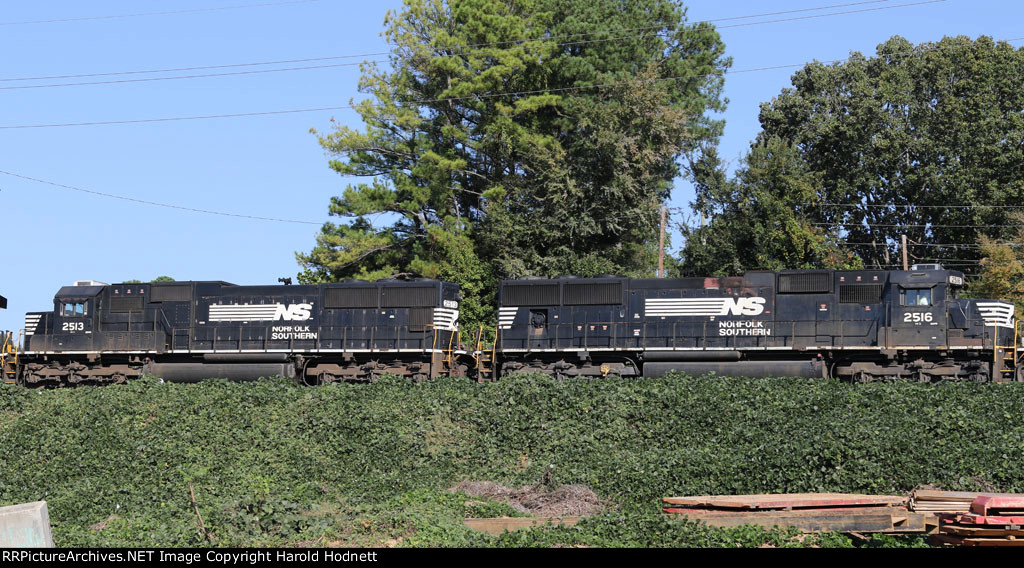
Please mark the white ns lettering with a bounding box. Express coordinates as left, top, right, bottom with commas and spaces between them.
274, 304, 313, 321
721, 297, 766, 316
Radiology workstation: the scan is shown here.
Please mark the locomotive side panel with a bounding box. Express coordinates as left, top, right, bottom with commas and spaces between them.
18, 279, 464, 386
495, 267, 1017, 382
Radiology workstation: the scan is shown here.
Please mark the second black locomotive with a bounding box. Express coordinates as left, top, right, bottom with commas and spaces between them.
493, 265, 1017, 382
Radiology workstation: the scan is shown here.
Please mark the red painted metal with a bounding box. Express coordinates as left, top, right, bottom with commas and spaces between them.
971, 495, 1024, 516
940, 512, 1024, 526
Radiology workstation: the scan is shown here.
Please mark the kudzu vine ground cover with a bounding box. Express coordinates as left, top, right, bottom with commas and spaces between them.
0, 373, 1021, 547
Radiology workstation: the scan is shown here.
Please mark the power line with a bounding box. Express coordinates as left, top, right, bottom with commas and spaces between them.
0, 106, 353, 129
0, 0, 905, 84
0, 60, 949, 130
713, 0, 945, 30
0, 1, 944, 91
0, 0, 903, 85
0, 170, 322, 226
814, 223, 1024, 228
821, 203, 1024, 209
0, 0, 325, 27
1, 11, 1004, 131
703, 0, 900, 23
0, 55, 375, 84
0, 61, 366, 91
844, 242, 1024, 248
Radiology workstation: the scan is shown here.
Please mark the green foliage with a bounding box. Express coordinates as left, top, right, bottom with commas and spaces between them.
121, 277, 176, 284
681, 139, 861, 275
298, 0, 730, 319
971, 212, 1024, 318
1, 374, 1022, 547
686, 35, 1024, 271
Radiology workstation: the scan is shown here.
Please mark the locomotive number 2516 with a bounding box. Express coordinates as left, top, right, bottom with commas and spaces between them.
904, 312, 933, 323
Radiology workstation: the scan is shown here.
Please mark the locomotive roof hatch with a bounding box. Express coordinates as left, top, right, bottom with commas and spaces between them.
55, 280, 109, 299
55, 285, 105, 297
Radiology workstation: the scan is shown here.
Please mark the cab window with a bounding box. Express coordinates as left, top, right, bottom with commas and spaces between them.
62, 302, 88, 317
902, 288, 931, 307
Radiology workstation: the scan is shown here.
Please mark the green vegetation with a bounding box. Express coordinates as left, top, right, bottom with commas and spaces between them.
1, 373, 1020, 547
121, 276, 176, 284
297, 0, 729, 326
682, 35, 1024, 275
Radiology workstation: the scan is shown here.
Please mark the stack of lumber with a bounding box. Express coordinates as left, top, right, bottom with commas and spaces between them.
932, 496, 1024, 547
662, 493, 927, 534
910, 489, 1016, 514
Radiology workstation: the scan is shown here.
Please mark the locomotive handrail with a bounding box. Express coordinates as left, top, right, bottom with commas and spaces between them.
89, 304, 1016, 358
179, 313, 1017, 355
503, 316, 991, 352
170, 323, 451, 354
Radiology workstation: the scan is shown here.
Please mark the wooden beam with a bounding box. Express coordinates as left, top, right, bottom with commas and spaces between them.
464, 517, 582, 535
662, 493, 907, 510
665, 507, 929, 534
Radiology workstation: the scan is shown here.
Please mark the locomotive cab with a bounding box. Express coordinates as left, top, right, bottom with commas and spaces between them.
888, 265, 952, 348
49, 282, 105, 351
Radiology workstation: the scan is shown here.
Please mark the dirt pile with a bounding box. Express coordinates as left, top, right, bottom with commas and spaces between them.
450, 480, 603, 517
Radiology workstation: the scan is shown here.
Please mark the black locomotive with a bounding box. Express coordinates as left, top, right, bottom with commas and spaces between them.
12, 279, 462, 386
4, 265, 1020, 386
493, 266, 1019, 382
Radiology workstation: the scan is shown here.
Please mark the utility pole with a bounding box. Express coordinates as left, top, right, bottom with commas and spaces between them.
658, 207, 667, 278
901, 234, 909, 271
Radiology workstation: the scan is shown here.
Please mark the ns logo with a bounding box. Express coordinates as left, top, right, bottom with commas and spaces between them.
720, 297, 766, 316
275, 304, 313, 321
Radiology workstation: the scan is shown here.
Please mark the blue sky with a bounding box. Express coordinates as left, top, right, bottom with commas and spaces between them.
0, 0, 1018, 333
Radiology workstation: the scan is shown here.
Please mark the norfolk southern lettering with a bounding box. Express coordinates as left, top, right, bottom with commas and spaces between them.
718, 320, 771, 336
271, 325, 318, 340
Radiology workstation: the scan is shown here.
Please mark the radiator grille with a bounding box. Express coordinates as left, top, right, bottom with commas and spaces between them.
381, 286, 437, 308
502, 284, 559, 306
839, 284, 884, 304
563, 282, 623, 306
324, 287, 379, 308
109, 297, 144, 313
779, 273, 831, 294
150, 284, 191, 302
